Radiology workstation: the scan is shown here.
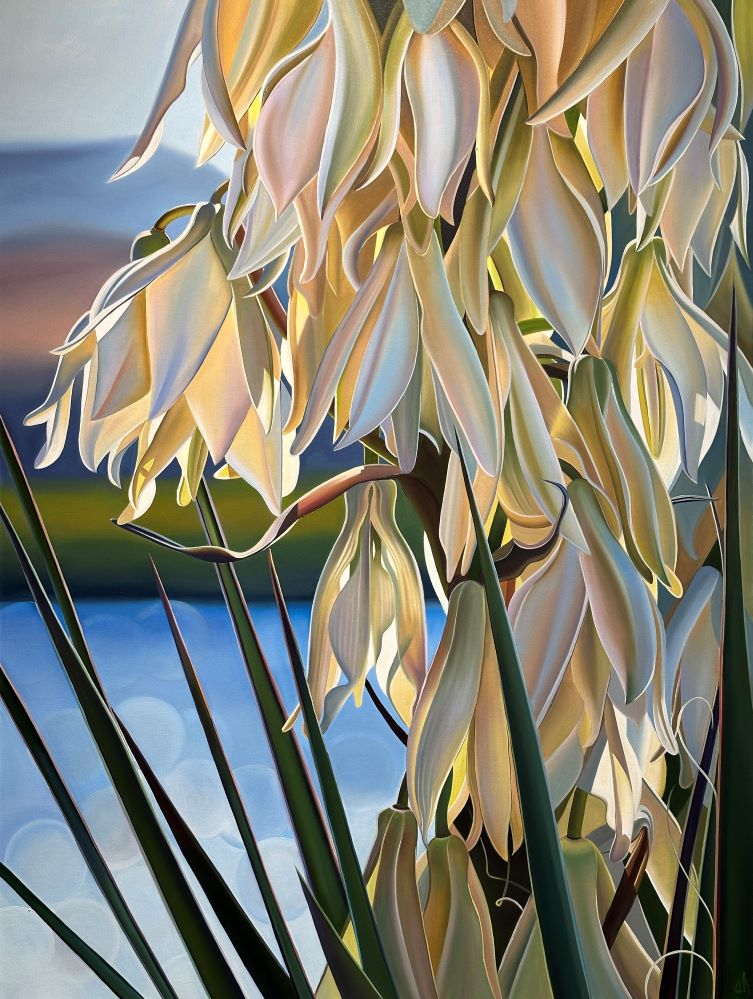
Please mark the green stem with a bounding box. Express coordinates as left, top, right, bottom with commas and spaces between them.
567, 788, 589, 840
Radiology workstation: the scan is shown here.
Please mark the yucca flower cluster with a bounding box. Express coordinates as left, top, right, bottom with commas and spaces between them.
24, 0, 752, 996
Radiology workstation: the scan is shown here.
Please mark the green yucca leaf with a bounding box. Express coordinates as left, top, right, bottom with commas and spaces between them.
268, 552, 399, 999
149, 558, 311, 998
658, 694, 718, 999
0, 501, 245, 999
456, 443, 591, 999
688, 800, 715, 999
194, 479, 349, 931
0, 664, 178, 999
715, 288, 753, 998
299, 878, 383, 999
117, 718, 294, 999
0, 862, 144, 999
0, 416, 95, 682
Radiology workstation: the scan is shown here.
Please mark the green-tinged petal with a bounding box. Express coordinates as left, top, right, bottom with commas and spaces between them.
493, 293, 588, 547
407, 581, 486, 834
734, 0, 753, 128
372, 808, 439, 999
569, 355, 680, 591
423, 835, 502, 999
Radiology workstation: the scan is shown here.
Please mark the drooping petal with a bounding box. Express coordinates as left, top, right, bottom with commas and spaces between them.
569, 479, 658, 703
254, 32, 335, 215
405, 28, 480, 220
372, 808, 439, 999
423, 835, 502, 999
587, 62, 628, 208
623, 0, 708, 193
509, 540, 588, 722
337, 244, 420, 447
111, 0, 208, 179
306, 485, 372, 719
407, 581, 486, 834
407, 233, 499, 474
317, 0, 381, 214
527, 0, 671, 125
507, 127, 604, 354
145, 222, 232, 418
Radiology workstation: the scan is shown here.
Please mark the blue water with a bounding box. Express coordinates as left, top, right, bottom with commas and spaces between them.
0, 599, 446, 998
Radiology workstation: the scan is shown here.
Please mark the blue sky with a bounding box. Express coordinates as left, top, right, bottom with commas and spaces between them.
0, 0, 233, 170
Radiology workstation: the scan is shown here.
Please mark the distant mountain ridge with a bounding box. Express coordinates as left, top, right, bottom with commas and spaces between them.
0, 139, 225, 246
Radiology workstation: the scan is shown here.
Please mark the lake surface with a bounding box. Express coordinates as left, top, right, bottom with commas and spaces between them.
0, 599, 446, 998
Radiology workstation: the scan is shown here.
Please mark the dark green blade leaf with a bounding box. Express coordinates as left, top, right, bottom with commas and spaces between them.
0, 416, 96, 683
194, 479, 348, 931
268, 553, 398, 999
149, 559, 311, 999
456, 443, 591, 999
715, 287, 753, 997
0, 862, 144, 999
299, 878, 383, 999
116, 715, 294, 999
0, 663, 178, 999
0, 501, 245, 999
658, 694, 718, 999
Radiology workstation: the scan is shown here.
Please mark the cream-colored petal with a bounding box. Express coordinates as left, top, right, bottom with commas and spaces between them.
527, 0, 670, 125
507, 127, 604, 354
407, 581, 486, 834
91, 297, 150, 420
111, 0, 207, 178
624, 0, 708, 193
569, 479, 658, 703
306, 485, 372, 718
587, 63, 628, 208
292, 227, 402, 455
317, 0, 381, 214
407, 233, 499, 475
338, 244, 420, 447
253, 32, 334, 215
509, 540, 588, 722
145, 226, 232, 419
405, 29, 480, 220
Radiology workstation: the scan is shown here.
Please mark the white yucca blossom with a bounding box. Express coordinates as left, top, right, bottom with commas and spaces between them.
25, 203, 297, 522
304, 478, 427, 729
